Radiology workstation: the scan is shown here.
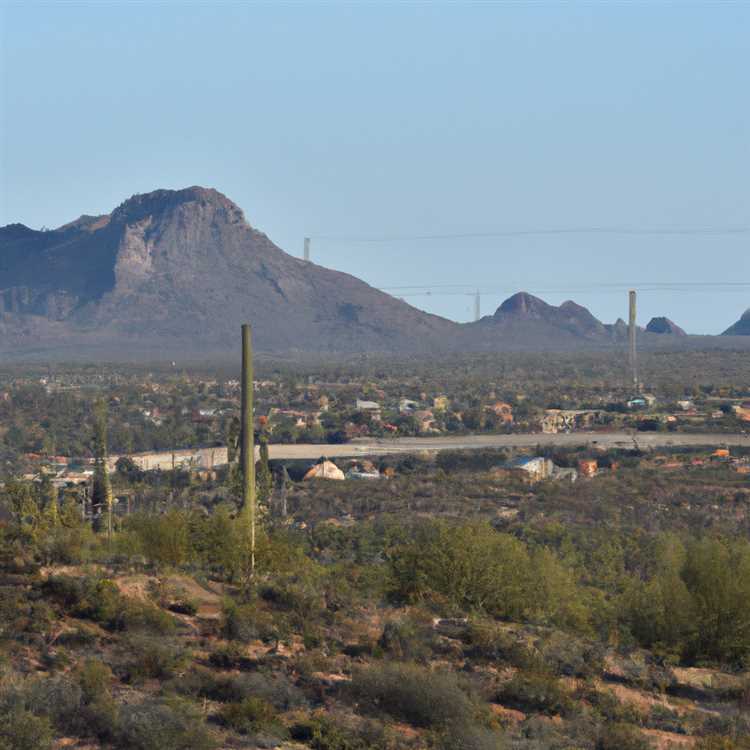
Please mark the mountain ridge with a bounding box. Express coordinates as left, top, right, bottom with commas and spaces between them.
2, 186, 749, 357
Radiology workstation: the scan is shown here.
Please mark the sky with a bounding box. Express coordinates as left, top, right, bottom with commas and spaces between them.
1, 1, 748, 334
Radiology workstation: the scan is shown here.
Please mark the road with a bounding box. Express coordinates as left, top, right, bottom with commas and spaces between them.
266, 431, 750, 460
111, 432, 750, 471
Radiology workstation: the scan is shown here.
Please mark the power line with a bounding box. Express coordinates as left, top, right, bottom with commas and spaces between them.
381, 281, 750, 294
311, 226, 750, 243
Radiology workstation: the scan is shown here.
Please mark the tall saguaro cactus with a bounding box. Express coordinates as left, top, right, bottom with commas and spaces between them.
241, 324, 256, 575
92, 398, 114, 543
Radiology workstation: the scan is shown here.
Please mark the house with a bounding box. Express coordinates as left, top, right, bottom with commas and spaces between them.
501, 456, 554, 483
399, 398, 419, 414
433, 396, 449, 412
486, 401, 514, 424
732, 404, 750, 422
356, 399, 382, 421
542, 409, 601, 434
345, 460, 381, 480
303, 460, 345, 481
677, 400, 695, 412
554, 467, 578, 483
413, 410, 438, 433
577, 459, 598, 478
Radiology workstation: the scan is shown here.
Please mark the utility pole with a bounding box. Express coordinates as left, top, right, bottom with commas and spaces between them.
474, 290, 481, 322
628, 290, 639, 393
240, 324, 256, 576
303, 237, 310, 262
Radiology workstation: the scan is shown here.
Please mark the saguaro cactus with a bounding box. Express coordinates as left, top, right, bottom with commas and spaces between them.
241, 324, 256, 575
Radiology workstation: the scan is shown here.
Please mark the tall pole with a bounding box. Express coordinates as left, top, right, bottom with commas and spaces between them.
241, 324, 256, 575
628, 290, 639, 393
303, 237, 310, 262
474, 290, 481, 322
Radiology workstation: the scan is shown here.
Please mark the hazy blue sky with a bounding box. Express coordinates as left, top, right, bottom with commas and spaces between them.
2, 1, 748, 333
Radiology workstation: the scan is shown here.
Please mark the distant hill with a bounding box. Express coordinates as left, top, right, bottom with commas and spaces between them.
646, 317, 687, 336
2, 187, 749, 358
460, 292, 625, 350
723, 309, 750, 336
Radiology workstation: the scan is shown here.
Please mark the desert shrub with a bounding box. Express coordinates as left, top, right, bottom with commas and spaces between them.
111, 599, 176, 634
576, 685, 641, 725
537, 631, 605, 678
76, 658, 113, 702
176, 668, 303, 708
234, 670, 306, 710
123, 636, 189, 682
56, 625, 98, 648
646, 703, 684, 733
465, 621, 540, 670
290, 716, 390, 750
596, 722, 650, 750
390, 521, 585, 629
0, 704, 53, 750
696, 737, 750, 750
23, 675, 85, 734
221, 599, 279, 643
378, 617, 434, 661
435, 724, 506, 750
208, 642, 253, 669
496, 670, 574, 717
348, 662, 475, 728
216, 697, 285, 736
116, 699, 216, 750
42, 574, 174, 634
125, 511, 191, 568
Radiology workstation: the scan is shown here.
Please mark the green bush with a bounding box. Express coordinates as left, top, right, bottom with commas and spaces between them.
348, 662, 475, 728
496, 670, 574, 717
116, 699, 216, 750
378, 618, 434, 661
221, 599, 278, 643
596, 722, 650, 750
0, 705, 53, 750
123, 636, 189, 682
216, 697, 284, 736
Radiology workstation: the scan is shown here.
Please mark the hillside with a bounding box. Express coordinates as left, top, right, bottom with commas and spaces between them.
723, 309, 750, 336
0, 188, 457, 355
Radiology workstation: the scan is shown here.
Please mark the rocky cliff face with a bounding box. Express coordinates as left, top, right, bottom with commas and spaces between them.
646, 317, 687, 336
0, 187, 458, 354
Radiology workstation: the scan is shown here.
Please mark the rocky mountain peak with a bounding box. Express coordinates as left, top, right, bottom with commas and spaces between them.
646, 317, 687, 336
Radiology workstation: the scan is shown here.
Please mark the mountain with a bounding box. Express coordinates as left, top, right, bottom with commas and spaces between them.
460, 292, 622, 350
723, 309, 750, 336
3, 187, 749, 358
646, 317, 687, 336
0, 187, 458, 355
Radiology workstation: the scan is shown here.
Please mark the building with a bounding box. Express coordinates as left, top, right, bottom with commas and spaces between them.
501, 456, 554, 483
303, 460, 345, 481
577, 458, 598, 478
433, 395, 450, 412
356, 399, 382, 421
413, 409, 437, 433
399, 398, 419, 414
486, 401, 514, 424
542, 409, 602, 434
345, 460, 381, 480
